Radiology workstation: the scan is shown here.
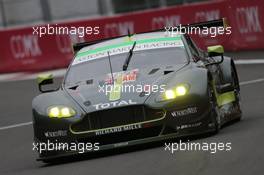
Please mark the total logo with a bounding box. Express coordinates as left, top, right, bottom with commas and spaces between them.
93, 99, 137, 110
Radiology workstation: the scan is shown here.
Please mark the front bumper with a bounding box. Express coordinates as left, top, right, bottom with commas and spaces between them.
36, 125, 214, 162
33, 102, 215, 161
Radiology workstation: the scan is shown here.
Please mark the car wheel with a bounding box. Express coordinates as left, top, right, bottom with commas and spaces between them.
208, 82, 221, 133
232, 65, 242, 120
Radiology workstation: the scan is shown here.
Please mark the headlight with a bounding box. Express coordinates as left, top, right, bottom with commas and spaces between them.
175, 85, 187, 96
157, 84, 189, 102
165, 89, 176, 100
47, 106, 76, 118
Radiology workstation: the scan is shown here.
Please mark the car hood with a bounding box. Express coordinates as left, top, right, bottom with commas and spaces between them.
65, 64, 186, 113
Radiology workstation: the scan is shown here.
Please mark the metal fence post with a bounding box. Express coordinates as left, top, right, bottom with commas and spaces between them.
39, 0, 52, 22
0, 0, 7, 27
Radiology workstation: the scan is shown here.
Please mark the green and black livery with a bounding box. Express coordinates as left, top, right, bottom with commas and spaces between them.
32, 19, 242, 162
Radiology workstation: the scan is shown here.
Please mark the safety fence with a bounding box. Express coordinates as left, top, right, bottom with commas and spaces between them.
0, 0, 263, 73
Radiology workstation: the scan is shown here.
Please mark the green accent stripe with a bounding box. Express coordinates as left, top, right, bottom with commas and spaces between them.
109, 74, 123, 101
212, 80, 236, 106
37, 74, 53, 84
76, 36, 181, 58
217, 91, 236, 106
109, 84, 122, 101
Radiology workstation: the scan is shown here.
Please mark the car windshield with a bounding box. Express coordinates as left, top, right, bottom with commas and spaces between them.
64, 47, 188, 86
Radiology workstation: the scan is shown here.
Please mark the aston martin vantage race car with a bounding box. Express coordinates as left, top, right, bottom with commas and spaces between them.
32, 19, 242, 162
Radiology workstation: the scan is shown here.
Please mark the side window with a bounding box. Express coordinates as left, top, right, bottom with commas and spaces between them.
185, 35, 199, 60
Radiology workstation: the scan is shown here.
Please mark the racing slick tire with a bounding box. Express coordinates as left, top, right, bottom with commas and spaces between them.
208, 78, 221, 134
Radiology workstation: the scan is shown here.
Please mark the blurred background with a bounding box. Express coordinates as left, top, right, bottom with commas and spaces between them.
0, 2, 264, 175
0, 0, 263, 73
0, 0, 206, 27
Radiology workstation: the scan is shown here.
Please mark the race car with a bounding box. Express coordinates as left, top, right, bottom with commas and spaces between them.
32, 19, 242, 162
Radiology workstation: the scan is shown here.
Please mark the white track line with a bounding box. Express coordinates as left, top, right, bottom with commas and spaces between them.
234, 59, 264, 65
0, 121, 32, 131
240, 78, 264, 86
0, 68, 66, 82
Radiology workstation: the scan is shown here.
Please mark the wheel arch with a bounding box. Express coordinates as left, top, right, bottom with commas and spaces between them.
219, 56, 239, 89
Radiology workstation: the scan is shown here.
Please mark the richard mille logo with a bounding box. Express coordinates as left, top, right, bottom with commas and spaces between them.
95, 124, 142, 136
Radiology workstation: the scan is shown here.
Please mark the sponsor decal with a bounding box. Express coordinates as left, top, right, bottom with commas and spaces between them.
44, 130, 67, 138
104, 69, 138, 85
95, 124, 142, 136
235, 6, 262, 35
176, 122, 202, 130
10, 35, 42, 59
171, 107, 198, 117
93, 99, 137, 110
72, 37, 183, 65
104, 69, 138, 101
104, 21, 134, 38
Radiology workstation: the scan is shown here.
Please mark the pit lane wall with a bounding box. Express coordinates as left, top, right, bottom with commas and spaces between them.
0, 0, 263, 73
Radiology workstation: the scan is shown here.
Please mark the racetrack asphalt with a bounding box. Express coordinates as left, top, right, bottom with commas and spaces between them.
0, 54, 264, 175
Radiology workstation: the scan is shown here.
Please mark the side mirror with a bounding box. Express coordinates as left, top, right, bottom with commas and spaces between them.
207, 45, 224, 57
206, 45, 224, 66
37, 74, 54, 93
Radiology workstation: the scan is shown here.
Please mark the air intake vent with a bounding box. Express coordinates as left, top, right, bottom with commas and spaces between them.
148, 68, 159, 75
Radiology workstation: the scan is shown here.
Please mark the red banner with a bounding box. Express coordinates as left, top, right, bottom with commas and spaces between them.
0, 0, 263, 73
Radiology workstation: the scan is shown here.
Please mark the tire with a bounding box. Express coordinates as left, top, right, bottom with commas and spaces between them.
208, 81, 221, 133
231, 65, 242, 120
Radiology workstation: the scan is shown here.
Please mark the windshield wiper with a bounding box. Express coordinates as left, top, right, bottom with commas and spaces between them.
123, 41, 136, 71
107, 51, 115, 85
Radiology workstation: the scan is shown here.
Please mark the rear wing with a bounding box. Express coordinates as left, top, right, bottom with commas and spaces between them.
73, 18, 228, 53
180, 18, 228, 29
